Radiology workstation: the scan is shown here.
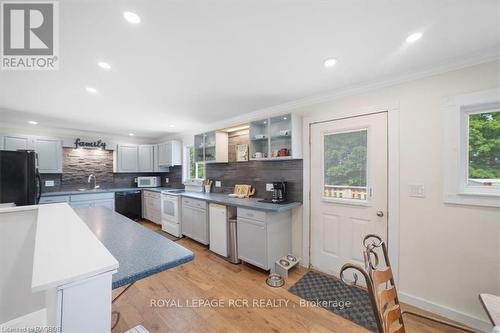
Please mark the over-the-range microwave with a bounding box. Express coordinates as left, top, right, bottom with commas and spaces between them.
137, 176, 161, 188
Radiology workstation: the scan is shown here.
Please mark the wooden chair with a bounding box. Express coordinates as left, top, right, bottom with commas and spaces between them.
340, 234, 480, 333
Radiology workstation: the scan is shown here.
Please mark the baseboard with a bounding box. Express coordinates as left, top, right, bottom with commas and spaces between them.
398, 291, 492, 332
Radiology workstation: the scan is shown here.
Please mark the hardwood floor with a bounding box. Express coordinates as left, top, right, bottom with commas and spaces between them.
112, 226, 471, 333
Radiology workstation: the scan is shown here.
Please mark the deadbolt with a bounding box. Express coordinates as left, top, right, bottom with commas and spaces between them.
376, 211, 384, 217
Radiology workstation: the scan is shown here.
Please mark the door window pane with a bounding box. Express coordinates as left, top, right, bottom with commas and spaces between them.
468, 110, 500, 186
324, 130, 368, 200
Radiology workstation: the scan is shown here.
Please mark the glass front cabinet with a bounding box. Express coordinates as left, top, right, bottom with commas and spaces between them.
194, 131, 228, 163
249, 113, 302, 160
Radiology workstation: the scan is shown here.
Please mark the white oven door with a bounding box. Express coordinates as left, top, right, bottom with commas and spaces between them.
161, 194, 179, 223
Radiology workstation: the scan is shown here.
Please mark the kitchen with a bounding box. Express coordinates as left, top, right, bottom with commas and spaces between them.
0, 115, 306, 332
1, 1, 499, 333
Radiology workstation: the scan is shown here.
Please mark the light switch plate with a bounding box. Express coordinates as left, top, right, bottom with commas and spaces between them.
215, 181, 221, 187
408, 184, 425, 198
45, 180, 55, 187
165, 178, 169, 183
266, 183, 274, 191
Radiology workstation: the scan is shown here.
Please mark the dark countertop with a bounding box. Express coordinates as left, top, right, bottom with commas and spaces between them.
180, 192, 302, 212
73, 206, 194, 289
41, 186, 174, 197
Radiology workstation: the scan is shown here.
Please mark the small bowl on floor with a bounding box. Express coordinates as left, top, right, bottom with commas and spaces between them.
266, 273, 284, 288
279, 259, 291, 267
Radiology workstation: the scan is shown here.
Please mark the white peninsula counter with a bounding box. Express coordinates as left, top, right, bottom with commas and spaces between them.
0, 203, 119, 332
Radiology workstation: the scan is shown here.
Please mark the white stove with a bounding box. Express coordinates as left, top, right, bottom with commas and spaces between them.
160, 189, 185, 237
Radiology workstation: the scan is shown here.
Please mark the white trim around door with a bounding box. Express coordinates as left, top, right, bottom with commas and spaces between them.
301, 103, 400, 285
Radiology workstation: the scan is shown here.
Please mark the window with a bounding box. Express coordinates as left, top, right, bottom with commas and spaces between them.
466, 110, 500, 188
185, 146, 205, 180
443, 89, 500, 207
323, 129, 368, 201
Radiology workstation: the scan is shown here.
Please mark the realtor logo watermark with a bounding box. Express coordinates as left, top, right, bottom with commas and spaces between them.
1, 1, 59, 70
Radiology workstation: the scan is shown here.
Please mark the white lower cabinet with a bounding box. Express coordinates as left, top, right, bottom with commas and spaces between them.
237, 217, 267, 267
237, 208, 291, 271
69, 199, 114, 210
38, 195, 69, 204
59, 272, 114, 332
181, 197, 209, 245
39, 193, 115, 210
142, 190, 161, 224
69, 193, 115, 210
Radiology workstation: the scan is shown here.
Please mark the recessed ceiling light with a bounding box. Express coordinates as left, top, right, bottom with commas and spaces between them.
123, 11, 141, 24
169, 125, 175, 128
28, 120, 38, 125
406, 32, 423, 43
129, 133, 135, 136
97, 61, 111, 70
86, 86, 97, 94
323, 58, 337, 68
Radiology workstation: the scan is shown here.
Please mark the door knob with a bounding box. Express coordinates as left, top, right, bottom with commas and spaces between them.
376, 211, 384, 217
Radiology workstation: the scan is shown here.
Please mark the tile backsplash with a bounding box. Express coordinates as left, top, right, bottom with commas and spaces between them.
205, 159, 303, 202
41, 148, 182, 192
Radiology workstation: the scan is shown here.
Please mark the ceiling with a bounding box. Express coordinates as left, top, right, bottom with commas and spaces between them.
0, 0, 499, 138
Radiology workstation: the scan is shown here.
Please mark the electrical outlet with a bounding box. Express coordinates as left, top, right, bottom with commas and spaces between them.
408, 184, 425, 198
266, 183, 274, 191
45, 180, 55, 187
215, 181, 222, 188
165, 178, 169, 183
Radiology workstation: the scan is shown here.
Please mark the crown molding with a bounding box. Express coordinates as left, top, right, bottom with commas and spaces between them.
177, 48, 500, 137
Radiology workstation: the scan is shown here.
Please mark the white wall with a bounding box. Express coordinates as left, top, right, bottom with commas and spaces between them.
295, 60, 500, 328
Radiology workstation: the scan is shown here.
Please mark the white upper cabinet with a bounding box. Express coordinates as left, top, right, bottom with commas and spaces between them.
2, 134, 62, 173
138, 144, 155, 172
3, 135, 31, 151
115, 144, 139, 172
33, 138, 63, 173
114, 144, 158, 173
157, 141, 182, 168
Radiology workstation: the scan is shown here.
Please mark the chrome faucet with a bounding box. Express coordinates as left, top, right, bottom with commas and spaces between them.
88, 174, 99, 189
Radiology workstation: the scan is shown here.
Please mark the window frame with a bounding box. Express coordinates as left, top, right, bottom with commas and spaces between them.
183, 145, 205, 183
443, 89, 500, 208
320, 126, 373, 206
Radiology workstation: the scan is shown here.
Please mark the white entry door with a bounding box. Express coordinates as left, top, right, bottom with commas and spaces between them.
310, 112, 388, 277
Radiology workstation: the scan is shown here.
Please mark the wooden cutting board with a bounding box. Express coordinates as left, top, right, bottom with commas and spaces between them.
233, 184, 255, 197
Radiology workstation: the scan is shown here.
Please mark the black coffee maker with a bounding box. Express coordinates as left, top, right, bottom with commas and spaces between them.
272, 181, 287, 203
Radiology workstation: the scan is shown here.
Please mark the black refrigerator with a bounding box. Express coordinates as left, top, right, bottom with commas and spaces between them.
0, 150, 41, 206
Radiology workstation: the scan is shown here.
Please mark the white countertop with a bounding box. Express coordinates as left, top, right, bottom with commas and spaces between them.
29, 203, 119, 292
